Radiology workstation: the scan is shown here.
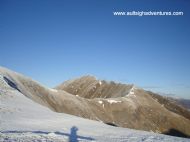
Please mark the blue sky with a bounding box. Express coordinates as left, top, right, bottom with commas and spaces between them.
0, 0, 190, 99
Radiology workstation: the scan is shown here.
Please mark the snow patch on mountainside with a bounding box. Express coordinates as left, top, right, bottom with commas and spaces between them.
49, 88, 58, 92
99, 81, 102, 85
107, 99, 122, 104
98, 100, 103, 104
127, 86, 137, 97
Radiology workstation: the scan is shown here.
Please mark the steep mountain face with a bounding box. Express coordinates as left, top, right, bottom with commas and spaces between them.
166, 97, 190, 110
147, 92, 190, 120
1, 66, 190, 137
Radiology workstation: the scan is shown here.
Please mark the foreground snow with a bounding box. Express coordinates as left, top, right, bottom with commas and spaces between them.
0, 90, 189, 142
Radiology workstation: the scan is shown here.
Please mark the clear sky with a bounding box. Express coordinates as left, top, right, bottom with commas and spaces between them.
0, 0, 190, 99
